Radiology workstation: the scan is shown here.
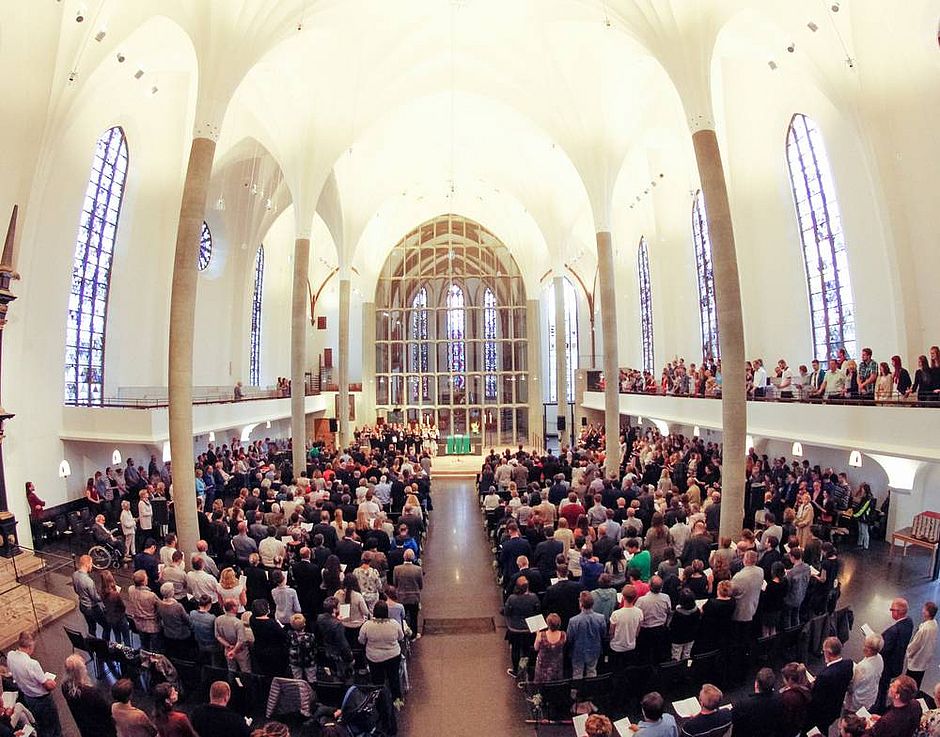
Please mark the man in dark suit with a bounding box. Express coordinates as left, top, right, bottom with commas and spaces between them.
313, 511, 338, 550
335, 528, 363, 568
509, 557, 545, 597
877, 597, 914, 712
290, 547, 322, 619
534, 537, 564, 581
807, 359, 826, 398
732, 667, 785, 737
541, 564, 583, 628
190, 681, 250, 737
808, 636, 854, 733
499, 522, 532, 582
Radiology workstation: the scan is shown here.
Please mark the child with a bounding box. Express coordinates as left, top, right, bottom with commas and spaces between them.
287, 613, 316, 681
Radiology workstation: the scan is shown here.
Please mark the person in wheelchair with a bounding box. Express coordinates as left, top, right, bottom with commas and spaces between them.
91, 514, 124, 560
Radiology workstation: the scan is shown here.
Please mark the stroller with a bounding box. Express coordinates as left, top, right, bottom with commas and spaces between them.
302, 684, 397, 737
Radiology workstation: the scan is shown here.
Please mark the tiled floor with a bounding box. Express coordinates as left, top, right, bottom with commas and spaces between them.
23, 480, 940, 736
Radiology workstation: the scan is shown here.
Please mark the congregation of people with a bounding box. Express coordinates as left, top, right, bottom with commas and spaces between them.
8, 435, 433, 737
615, 344, 940, 405
482, 424, 940, 736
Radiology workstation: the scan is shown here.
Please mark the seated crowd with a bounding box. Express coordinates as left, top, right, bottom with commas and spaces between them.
8, 436, 432, 737
615, 343, 940, 404
481, 426, 939, 736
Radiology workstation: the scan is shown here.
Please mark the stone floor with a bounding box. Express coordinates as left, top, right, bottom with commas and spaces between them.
21, 480, 940, 736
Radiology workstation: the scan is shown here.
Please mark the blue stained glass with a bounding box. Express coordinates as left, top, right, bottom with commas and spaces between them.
786, 113, 857, 361
692, 190, 720, 361
483, 288, 498, 399
64, 126, 128, 405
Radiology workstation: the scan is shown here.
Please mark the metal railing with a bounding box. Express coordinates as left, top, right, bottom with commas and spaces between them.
66, 385, 321, 410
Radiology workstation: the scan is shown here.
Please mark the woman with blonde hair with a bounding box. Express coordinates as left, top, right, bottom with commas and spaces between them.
61, 654, 112, 737
355, 508, 370, 533
217, 566, 247, 612
332, 509, 345, 538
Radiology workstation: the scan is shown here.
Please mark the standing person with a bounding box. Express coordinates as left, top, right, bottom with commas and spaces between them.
286, 614, 316, 682
808, 637, 854, 735
783, 547, 811, 629
151, 682, 196, 737
609, 584, 643, 671
878, 598, 914, 712
61, 653, 116, 737
189, 595, 221, 666
126, 570, 160, 651
358, 601, 405, 705
845, 634, 884, 713
730, 550, 763, 636
6, 631, 61, 737
503, 578, 540, 678
779, 662, 813, 731
731, 668, 785, 737
137, 491, 154, 551
270, 569, 302, 626
215, 599, 251, 673
393, 549, 423, 638
566, 591, 607, 680
101, 569, 132, 646
905, 600, 938, 688
533, 613, 566, 683
72, 554, 105, 637
795, 492, 815, 549
119, 500, 136, 559
111, 678, 156, 737
868, 676, 923, 737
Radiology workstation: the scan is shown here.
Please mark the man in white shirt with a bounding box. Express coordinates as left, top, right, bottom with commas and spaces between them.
845, 633, 884, 712
752, 359, 768, 398
609, 584, 644, 670
259, 526, 287, 568
905, 600, 938, 688
776, 359, 794, 399
186, 556, 221, 601
7, 631, 61, 736
822, 358, 846, 399
731, 550, 764, 626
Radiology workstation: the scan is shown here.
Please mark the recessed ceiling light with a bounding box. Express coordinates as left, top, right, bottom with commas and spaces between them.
807, 22, 819, 32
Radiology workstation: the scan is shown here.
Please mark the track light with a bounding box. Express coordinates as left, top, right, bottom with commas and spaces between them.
94, 29, 106, 42
768, 60, 778, 70
787, 42, 796, 53
75, 6, 86, 22
807, 22, 818, 32
116, 51, 126, 63
134, 68, 144, 79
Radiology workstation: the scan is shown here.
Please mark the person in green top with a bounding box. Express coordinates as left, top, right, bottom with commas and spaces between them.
852, 483, 875, 550
625, 538, 651, 582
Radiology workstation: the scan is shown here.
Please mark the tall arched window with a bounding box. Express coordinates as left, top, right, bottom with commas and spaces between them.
637, 237, 654, 373
692, 190, 720, 361
249, 245, 264, 386
786, 113, 857, 360
546, 277, 578, 403
410, 287, 429, 401
446, 284, 466, 388
483, 287, 498, 399
64, 126, 129, 405
198, 221, 212, 271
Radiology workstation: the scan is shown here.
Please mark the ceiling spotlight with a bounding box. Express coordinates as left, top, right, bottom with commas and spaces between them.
116, 51, 125, 63
807, 21, 818, 32
75, 6, 86, 22
67, 71, 77, 83
150, 85, 158, 95
768, 60, 778, 70
94, 29, 106, 42
831, 2, 840, 11
134, 68, 144, 79
787, 42, 795, 53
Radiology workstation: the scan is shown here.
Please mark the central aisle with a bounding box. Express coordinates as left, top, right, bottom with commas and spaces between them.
397, 478, 537, 737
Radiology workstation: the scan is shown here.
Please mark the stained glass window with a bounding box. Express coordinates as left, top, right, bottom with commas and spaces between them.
410, 287, 429, 401
198, 221, 212, 271
546, 277, 578, 403
692, 190, 720, 361
446, 283, 465, 389
786, 113, 857, 361
249, 245, 264, 386
637, 237, 654, 374
64, 126, 128, 405
483, 287, 498, 399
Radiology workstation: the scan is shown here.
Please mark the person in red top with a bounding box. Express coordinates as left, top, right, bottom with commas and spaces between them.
152, 682, 197, 737
26, 482, 47, 542
559, 492, 586, 529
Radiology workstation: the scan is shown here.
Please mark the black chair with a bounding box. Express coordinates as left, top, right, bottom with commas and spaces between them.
84, 636, 115, 679
169, 658, 201, 702
690, 649, 722, 688
608, 664, 652, 718
64, 627, 91, 662
653, 659, 688, 700
754, 633, 780, 666
575, 673, 612, 713
778, 624, 804, 662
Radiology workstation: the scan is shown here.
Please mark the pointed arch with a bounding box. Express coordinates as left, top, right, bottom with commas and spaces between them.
786, 113, 856, 360
64, 126, 129, 405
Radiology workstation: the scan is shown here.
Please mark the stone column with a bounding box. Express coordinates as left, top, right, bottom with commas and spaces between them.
596, 231, 621, 479
525, 299, 542, 450
693, 128, 746, 538
290, 236, 310, 478
337, 278, 351, 448
552, 275, 567, 447
168, 136, 216, 556
361, 302, 377, 426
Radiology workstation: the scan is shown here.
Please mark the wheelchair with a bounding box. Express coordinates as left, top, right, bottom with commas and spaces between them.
88, 539, 125, 569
